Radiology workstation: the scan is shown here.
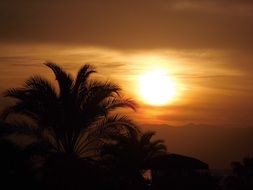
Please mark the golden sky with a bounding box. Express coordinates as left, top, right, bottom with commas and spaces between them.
1, 0, 253, 168
0, 44, 253, 128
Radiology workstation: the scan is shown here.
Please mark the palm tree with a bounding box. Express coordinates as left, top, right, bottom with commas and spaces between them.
100, 130, 166, 188
1, 62, 137, 157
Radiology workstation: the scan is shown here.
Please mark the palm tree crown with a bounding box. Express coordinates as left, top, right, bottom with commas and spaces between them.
101, 131, 167, 172
2, 63, 137, 156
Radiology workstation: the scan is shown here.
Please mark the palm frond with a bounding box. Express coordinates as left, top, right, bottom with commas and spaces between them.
78, 114, 138, 144
45, 62, 73, 99
148, 141, 167, 152
94, 114, 139, 138
81, 80, 121, 105
1, 102, 39, 121
78, 81, 123, 125
101, 98, 137, 112
0, 120, 41, 137
3, 88, 27, 100
2, 77, 60, 125
140, 131, 155, 145
24, 76, 58, 97
73, 64, 96, 97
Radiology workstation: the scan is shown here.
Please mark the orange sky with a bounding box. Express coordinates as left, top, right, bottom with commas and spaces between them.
1, 0, 253, 168
0, 45, 253, 128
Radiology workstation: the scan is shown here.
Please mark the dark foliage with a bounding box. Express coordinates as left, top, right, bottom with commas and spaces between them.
100, 131, 166, 189
1, 63, 137, 157
224, 157, 253, 190
0, 62, 248, 190
0, 138, 41, 190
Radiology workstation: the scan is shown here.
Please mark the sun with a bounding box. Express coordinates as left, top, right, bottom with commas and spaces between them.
139, 69, 176, 106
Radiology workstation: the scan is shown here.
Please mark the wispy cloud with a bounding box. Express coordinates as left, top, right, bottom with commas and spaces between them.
0, 45, 253, 127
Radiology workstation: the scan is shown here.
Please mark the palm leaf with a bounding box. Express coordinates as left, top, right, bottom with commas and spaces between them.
45, 62, 73, 99
0, 120, 41, 137
1, 102, 39, 121
81, 81, 121, 105
101, 98, 137, 113
95, 114, 139, 138
140, 131, 155, 145
3, 88, 27, 100
73, 64, 96, 98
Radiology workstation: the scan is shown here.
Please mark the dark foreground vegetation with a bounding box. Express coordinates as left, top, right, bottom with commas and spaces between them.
0, 63, 252, 190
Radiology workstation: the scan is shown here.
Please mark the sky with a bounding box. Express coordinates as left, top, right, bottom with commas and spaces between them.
1, 0, 253, 168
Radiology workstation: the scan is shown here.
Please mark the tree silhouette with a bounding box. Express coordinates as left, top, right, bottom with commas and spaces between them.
100, 130, 166, 189
224, 157, 253, 190
232, 157, 253, 179
1, 63, 137, 157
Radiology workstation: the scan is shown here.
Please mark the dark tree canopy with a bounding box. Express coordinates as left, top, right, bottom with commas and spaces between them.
1, 63, 138, 157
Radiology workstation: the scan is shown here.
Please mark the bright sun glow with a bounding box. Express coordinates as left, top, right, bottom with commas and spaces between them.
139, 69, 176, 106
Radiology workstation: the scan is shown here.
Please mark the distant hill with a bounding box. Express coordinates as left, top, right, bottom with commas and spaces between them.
142, 124, 253, 169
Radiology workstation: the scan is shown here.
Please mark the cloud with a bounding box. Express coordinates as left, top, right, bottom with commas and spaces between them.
169, 0, 253, 16
0, 44, 253, 127
0, 0, 253, 49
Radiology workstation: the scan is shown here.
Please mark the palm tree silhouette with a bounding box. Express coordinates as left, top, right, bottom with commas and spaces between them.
2, 63, 137, 157
100, 131, 166, 188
